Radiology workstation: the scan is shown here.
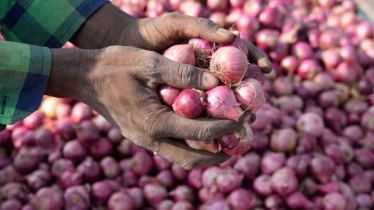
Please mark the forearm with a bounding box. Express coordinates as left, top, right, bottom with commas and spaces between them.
69, 3, 136, 49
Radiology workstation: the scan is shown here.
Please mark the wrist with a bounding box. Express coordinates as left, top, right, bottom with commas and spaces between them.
45, 48, 100, 101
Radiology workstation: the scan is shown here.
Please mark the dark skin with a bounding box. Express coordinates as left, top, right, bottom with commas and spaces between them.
45, 3, 272, 169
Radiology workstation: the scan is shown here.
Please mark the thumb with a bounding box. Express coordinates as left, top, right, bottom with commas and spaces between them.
160, 58, 219, 90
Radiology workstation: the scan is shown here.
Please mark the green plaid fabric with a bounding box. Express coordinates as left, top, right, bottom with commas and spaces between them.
0, 0, 108, 131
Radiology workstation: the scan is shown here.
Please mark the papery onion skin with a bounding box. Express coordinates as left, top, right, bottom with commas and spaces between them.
210, 46, 248, 86
163, 44, 196, 66
158, 84, 181, 107
221, 123, 253, 155
205, 85, 243, 121
234, 78, 266, 113
172, 89, 204, 119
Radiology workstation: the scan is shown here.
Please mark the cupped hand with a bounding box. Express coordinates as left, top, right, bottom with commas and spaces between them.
46, 46, 252, 169
71, 3, 272, 74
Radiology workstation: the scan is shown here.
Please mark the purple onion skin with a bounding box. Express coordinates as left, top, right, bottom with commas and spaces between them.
348, 174, 371, 194
59, 168, 83, 190
27, 169, 52, 192
144, 183, 168, 203
271, 167, 298, 196
21, 204, 36, 210
76, 120, 100, 143
100, 156, 121, 178
297, 112, 324, 137
300, 177, 317, 196
354, 148, 374, 169
261, 152, 286, 175
122, 170, 138, 188
216, 167, 243, 194
170, 201, 194, 210
13, 150, 39, 174
0, 199, 23, 210
187, 168, 203, 189
264, 194, 285, 209
131, 152, 153, 176
364, 170, 374, 183
108, 191, 134, 210
233, 153, 260, 181
153, 155, 171, 171
154, 200, 174, 210
296, 135, 317, 154
286, 154, 311, 178
125, 187, 144, 210
315, 181, 341, 195
91, 181, 112, 204
34, 187, 64, 210
324, 144, 343, 164
171, 163, 188, 181
156, 169, 175, 190
0, 129, 11, 146
51, 158, 74, 179
64, 185, 91, 210
286, 191, 314, 209
62, 139, 87, 163
356, 194, 373, 209
270, 128, 297, 152
310, 156, 335, 183
346, 162, 364, 177
0, 166, 24, 186
253, 174, 273, 196
322, 193, 347, 210
0, 182, 28, 202
171, 185, 195, 203
227, 188, 258, 210
200, 199, 230, 210
345, 195, 358, 210
89, 137, 114, 160
77, 157, 102, 183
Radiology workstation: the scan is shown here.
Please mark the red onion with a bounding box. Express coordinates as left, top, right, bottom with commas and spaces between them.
163, 44, 196, 65
236, 14, 260, 36
144, 183, 168, 203
297, 59, 322, 79
220, 123, 253, 155
243, 0, 262, 17
157, 84, 181, 107
206, 0, 227, 11
259, 7, 283, 29
255, 29, 279, 51
170, 185, 195, 202
34, 187, 64, 210
271, 167, 298, 196
172, 89, 204, 118
205, 85, 243, 121
234, 153, 260, 180
261, 152, 286, 175
297, 112, 324, 137
292, 41, 313, 60
280, 55, 298, 74
210, 46, 248, 86
322, 192, 346, 210
286, 191, 314, 209
108, 191, 134, 210
227, 188, 257, 209
310, 156, 335, 183
253, 175, 273, 196
216, 167, 243, 193
234, 78, 266, 113
185, 139, 219, 153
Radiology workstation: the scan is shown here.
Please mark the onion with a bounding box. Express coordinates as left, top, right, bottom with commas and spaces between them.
255, 29, 279, 51
220, 123, 253, 155
205, 85, 243, 121
310, 156, 335, 183
163, 44, 196, 65
322, 192, 346, 210
172, 89, 204, 119
270, 167, 298, 196
210, 46, 248, 86
188, 38, 214, 68
234, 78, 266, 113
259, 7, 283, 29
158, 84, 181, 107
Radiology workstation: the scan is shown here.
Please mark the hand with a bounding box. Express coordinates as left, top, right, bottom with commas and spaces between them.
45, 46, 252, 169
70, 3, 273, 74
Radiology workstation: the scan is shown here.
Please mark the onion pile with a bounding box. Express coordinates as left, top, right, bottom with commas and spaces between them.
1, 0, 374, 209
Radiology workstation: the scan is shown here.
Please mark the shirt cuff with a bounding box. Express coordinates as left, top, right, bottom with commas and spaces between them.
1, 0, 109, 48
0, 40, 51, 126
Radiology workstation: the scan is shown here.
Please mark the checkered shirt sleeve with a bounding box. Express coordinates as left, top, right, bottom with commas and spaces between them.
0, 0, 109, 131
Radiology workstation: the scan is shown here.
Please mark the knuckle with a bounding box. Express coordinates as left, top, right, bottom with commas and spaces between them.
197, 17, 217, 29
177, 64, 199, 88
196, 126, 216, 142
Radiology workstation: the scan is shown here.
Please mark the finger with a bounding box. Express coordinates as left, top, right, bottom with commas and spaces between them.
159, 58, 219, 90
157, 110, 253, 142
163, 12, 235, 44
242, 38, 273, 74
154, 137, 231, 170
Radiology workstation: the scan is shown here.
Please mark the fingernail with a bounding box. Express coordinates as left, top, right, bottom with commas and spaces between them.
258, 58, 273, 74
217, 28, 233, 38
202, 72, 219, 89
